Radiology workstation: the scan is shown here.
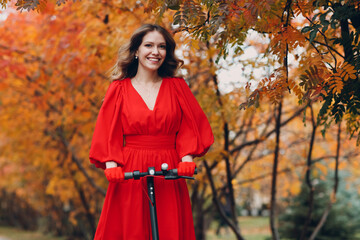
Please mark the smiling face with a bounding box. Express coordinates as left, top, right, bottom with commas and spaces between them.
135, 31, 167, 74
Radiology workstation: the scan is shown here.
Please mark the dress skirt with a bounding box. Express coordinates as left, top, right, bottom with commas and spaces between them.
94, 135, 195, 240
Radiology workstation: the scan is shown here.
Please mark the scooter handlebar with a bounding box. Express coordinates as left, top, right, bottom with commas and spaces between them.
124, 167, 198, 180
124, 172, 133, 180
171, 168, 198, 175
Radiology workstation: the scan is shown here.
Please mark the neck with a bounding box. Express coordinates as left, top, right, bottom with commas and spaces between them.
134, 68, 161, 83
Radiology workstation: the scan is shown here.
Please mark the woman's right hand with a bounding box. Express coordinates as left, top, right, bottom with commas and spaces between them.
104, 167, 125, 183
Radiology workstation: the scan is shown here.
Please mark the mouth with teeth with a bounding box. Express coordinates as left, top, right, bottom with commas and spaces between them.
147, 57, 161, 63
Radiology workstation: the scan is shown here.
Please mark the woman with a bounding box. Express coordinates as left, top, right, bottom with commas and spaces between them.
89, 24, 214, 240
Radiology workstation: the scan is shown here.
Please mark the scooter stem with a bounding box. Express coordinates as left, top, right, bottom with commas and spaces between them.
147, 167, 159, 240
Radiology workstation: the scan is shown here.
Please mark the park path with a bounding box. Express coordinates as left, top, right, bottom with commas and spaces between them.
0, 237, 11, 240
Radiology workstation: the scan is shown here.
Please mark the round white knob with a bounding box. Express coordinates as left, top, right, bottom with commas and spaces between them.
161, 163, 169, 171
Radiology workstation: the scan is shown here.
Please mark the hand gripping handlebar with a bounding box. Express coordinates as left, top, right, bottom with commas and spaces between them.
124, 163, 198, 180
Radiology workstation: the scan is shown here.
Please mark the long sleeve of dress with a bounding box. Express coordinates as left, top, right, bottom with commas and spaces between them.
172, 77, 214, 159
89, 80, 124, 169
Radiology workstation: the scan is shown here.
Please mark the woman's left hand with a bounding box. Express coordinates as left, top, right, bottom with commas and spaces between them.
177, 161, 196, 177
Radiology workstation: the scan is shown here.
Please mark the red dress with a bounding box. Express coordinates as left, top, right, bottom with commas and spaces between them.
89, 77, 214, 240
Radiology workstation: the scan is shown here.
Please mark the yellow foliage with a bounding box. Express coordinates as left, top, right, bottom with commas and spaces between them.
329, 160, 347, 170
313, 169, 319, 178
314, 162, 328, 175
325, 62, 357, 95
289, 180, 301, 196
293, 0, 317, 16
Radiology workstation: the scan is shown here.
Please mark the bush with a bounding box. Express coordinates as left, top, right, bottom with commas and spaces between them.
0, 188, 39, 230
278, 172, 360, 239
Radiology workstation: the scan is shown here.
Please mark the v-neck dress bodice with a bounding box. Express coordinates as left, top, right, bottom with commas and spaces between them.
129, 77, 163, 111
122, 77, 181, 136
89, 77, 214, 240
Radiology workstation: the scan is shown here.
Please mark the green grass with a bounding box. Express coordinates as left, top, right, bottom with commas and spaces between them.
0, 217, 270, 240
0, 226, 65, 240
206, 216, 271, 240
2, 218, 359, 240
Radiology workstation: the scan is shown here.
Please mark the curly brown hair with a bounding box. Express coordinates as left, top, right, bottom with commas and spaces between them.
108, 24, 184, 81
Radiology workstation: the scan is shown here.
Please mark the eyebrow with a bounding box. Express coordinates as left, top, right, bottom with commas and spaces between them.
143, 41, 166, 45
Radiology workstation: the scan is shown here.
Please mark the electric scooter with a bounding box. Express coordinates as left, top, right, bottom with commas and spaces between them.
124, 163, 197, 240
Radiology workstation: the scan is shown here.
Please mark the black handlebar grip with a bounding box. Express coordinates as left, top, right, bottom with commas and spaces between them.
172, 167, 198, 175
124, 172, 133, 180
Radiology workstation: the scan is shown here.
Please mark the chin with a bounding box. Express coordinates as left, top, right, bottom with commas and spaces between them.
144, 63, 164, 72
144, 66, 160, 72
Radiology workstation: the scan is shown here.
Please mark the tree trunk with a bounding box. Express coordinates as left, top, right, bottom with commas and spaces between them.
207, 40, 240, 235
339, 8, 353, 61
204, 161, 245, 240
270, 102, 282, 240
300, 105, 317, 240
76, 184, 97, 237
223, 122, 239, 229
309, 122, 341, 240
191, 182, 206, 240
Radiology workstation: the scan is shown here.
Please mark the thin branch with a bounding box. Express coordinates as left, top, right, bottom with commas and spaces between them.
65, 139, 106, 196
57, 130, 106, 196
232, 113, 274, 177
296, 2, 339, 66
311, 40, 345, 59
230, 106, 305, 154
235, 153, 352, 186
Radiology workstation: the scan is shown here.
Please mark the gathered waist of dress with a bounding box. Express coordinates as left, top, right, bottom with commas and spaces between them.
124, 134, 176, 149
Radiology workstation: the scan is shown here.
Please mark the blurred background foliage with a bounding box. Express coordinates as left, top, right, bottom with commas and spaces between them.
0, 0, 360, 239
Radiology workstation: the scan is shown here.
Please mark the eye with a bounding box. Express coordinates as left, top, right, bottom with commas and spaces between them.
159, 45, 166, 49
144, 44, 152, 47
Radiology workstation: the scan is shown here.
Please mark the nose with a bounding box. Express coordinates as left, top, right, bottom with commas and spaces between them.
152, 47, 160, 55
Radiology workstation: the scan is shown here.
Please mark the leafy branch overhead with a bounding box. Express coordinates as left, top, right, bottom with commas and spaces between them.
1, 0, 77, 12
149, 0, 360, 145
8, 0, 359, 138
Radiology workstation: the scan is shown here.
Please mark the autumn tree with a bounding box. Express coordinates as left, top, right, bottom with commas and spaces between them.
144, 1, 360, 239
2, 1, 360, 240
0, 1, 161, 238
